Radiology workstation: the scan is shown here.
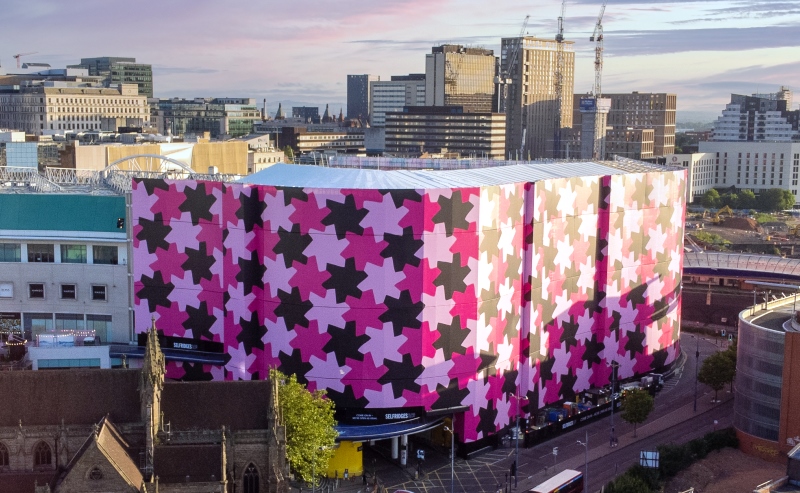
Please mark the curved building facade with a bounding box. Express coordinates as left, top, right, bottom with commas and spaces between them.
131, 160, 685, 443
736, 297, 800, 461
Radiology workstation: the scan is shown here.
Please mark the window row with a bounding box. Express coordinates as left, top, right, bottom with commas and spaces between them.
1, 312, 112, 342
0, 243, 119, 264
22, 283, 107, 301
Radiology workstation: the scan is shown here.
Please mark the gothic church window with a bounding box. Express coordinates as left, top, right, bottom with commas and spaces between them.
0, 442, 8, 467
34, 442, 52, 467
244, 463, 259, 493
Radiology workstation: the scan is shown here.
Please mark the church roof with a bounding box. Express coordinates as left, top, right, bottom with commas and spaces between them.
59, 417, 143, 490
154, 444, 222, 484
162, 380, 272, 431
0, 369, 140, 426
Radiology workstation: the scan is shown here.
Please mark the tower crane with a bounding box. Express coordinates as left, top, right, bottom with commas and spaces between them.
591, 2, 606, 98
590, 2, 607, 160
553, 0, 567, 159
496, 15, 529, 114
13, 52, 38, 69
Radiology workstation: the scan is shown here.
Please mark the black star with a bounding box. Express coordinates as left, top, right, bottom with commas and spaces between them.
432, 190, 473, 233
182, 302, 217, 341
627, 283, 648, 307
179, 182, 216, 225
559, 371, 578, 402
136, 178, 169, 195
236, 250, 266, 296
477, 402, 499, 437
596, 238, 609, 262
322, 257, 367, 304
433, 316, 469, 356
379, 290, 423, 335
381, 227, 423, 272
236, 187, 266, 233
380, 189, 423, 208
651, 348, 669, 370
379, 353, 424, 398
501, 369, 519, 396
561, 318, 580, 352
322, 195, 368, 240
583, 334, 605, 368
325, 384, 370, 410
136, 213, 171, 254
624, 328, 646, 356
538, 356, 556, 383
136, 271, 174, 312
278, 348, 314, 385
434, 253, 471, 300
237, 311, 267, 353
273, 224, 312, 268
431, 379, 470, 411
274, 287, 312, 330
478, 351, 498, 374
182, 242, 215, 284
323, 321, 369, 367
280, 186, 308, 206
179, 362, 215, 381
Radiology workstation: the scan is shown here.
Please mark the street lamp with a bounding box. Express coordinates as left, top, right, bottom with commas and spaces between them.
312, 446, 329, 493
444, 417, 455, 493
609, 360, 619, 447
576, 430, 588, 493
508, 391, 520, 488
694, 335, 699, 413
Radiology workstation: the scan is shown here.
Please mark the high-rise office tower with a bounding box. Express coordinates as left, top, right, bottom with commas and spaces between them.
573, 92, 676, 158
74, 57, 154, 98
347, 74, 380, 121
501, 37, 575, 159
425, 45, 496, 113
369, 74, 426, 127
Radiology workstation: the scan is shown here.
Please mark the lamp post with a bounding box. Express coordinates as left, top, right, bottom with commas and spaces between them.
576, 430, 588, 493
509, 391, 520, 488
694, 335, 699, 413
609, 360, 618, 446
444, 418, 455, 493
312, 446, 328, 493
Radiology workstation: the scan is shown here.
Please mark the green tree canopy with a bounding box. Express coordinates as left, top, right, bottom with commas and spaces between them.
621, 388, 654, 437
720, 192, 739, 209
283, 145, 295, 163
738, 189, 757, 210
607, 473, 653, 493
701, 189, 720, 209
271, 368, 338, 484
698, 350, 736, 402
757, 188, 791, 211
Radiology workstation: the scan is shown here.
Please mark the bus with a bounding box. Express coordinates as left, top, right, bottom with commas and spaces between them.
529, 469, 583, 493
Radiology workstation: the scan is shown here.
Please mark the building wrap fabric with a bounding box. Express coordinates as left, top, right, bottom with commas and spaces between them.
132, 168, 685, 442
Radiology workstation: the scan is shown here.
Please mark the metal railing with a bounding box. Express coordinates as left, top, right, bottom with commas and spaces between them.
0, 166, 62, 192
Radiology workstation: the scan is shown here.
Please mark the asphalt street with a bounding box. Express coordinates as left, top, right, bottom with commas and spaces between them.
350, 332, 733, 493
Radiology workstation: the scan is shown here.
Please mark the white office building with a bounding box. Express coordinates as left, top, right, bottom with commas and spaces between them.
369, 75, 426, 127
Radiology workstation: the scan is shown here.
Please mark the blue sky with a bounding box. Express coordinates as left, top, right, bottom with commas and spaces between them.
3, 0, 800, 116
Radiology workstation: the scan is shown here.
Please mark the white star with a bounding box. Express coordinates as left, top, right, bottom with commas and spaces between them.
646, 224, 668, 256
556, 180, 577, 218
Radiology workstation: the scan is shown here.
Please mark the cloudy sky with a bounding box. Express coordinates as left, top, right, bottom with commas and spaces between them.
3, 0, 800, 118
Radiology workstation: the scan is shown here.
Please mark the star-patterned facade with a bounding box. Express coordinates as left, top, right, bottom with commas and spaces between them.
132, 163, 685, 444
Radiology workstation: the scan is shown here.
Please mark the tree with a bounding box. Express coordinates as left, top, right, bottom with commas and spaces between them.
699, 350, 736, 402
270, 369, 338, 484
607, 473, 653, 493
621, 388, 654, 437
283, 145, 295, 163
720, 192, 738, 209
738, 189, 757, 210
782, 189, 796, 210
758, 188, 789, 212
701, 189, 720, 209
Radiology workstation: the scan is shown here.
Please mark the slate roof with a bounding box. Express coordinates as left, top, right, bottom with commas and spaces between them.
0, 369, 140, 426
153, 444, 221, 484
161, 380, 272, 431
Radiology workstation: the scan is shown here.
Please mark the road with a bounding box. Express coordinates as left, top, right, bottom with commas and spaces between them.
378, 331, 733, 493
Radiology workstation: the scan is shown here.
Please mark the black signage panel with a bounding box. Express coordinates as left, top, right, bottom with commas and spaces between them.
137, 332, 224, 354
29, 284, 44, 298
339, 407, 425, 425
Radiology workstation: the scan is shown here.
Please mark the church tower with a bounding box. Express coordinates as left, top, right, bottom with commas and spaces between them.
140, 318, 165, 479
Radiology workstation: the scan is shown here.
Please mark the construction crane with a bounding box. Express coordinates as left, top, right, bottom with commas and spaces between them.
553, 0, 567, 159
496, 15, 530, 114
13, 52, 38, 69
590, 2, 607, 98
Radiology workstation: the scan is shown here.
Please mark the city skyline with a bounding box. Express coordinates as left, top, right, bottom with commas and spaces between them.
2, 0, 799, 116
